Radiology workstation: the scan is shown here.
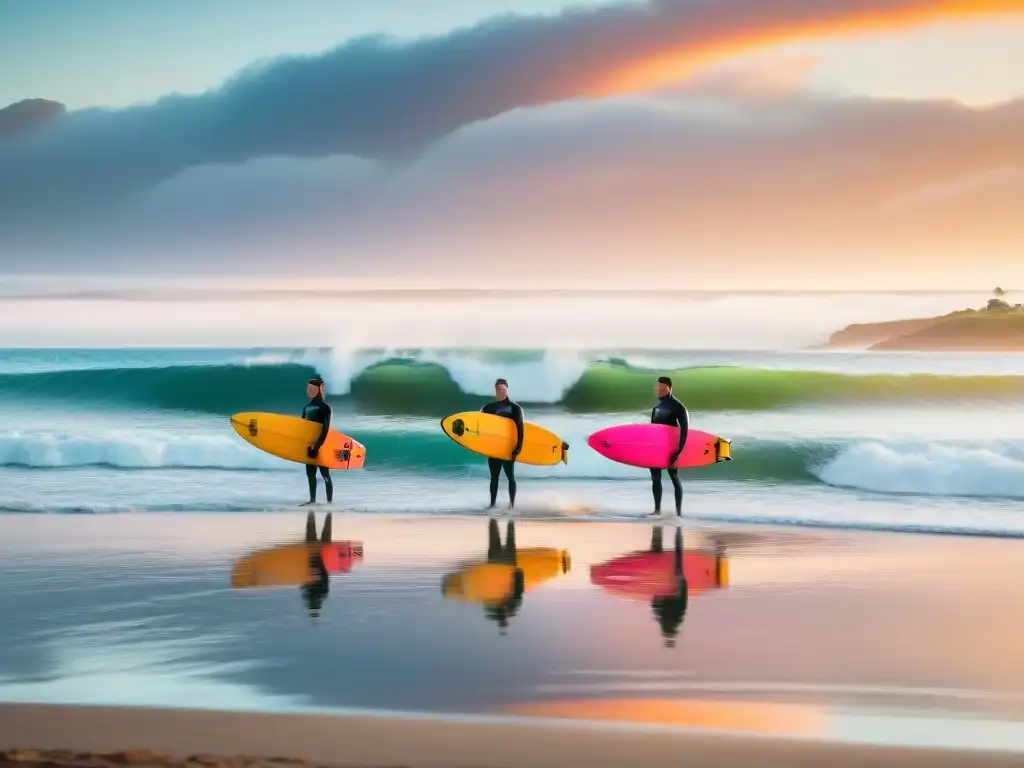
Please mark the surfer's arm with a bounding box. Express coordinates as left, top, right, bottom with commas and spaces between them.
512, 404, 524, 455
674, 404, 689, 455
313, 404, 332, 450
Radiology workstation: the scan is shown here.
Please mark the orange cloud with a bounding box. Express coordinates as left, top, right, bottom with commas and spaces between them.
593, 0, 1024, 97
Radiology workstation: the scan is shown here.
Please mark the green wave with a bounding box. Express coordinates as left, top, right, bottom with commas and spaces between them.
2, 360, 1023, 415
564, 363, 1024, 411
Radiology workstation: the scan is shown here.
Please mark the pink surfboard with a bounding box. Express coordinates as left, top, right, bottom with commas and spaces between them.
321, 541, 364, 574
590, 551, 727, 600
587, 424, 732, 470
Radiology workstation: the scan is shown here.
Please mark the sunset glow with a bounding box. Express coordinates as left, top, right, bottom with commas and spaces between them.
592, 0, 1024, 96
506, 698, 825, 733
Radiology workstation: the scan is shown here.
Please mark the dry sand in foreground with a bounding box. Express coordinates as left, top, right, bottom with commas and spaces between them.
2, 704, 1023, 768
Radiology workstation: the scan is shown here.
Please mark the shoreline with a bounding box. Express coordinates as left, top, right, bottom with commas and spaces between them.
2, 704, 1023, 768
2, 506, 1022, 542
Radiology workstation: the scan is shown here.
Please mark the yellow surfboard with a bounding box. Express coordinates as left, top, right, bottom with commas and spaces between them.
231, 541, 364, 588
442, 547, 572, 605
440, 411, 568, 466
230, 411, 366, 469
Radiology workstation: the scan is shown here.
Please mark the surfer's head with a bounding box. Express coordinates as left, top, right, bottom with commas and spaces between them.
307, 375, 325, 399
656, 376, 672, 398
494, 378, 508, 400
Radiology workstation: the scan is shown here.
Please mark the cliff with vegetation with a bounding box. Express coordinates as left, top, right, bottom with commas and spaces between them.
825, 292, 1024, 352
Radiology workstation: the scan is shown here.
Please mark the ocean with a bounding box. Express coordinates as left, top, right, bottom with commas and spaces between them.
2, 288, 1023, 535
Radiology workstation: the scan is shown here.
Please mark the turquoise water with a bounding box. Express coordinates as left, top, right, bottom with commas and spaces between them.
3, 343, 1024, 534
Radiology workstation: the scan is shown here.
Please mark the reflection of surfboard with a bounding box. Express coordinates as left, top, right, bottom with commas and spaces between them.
231, 540, 363, 588
588, 424, 731, 470
590, 550, 728, 600
516, 547, 572, 589
440, 412, 568, 466
230, 411, 366, 470
442, 547, 571, 605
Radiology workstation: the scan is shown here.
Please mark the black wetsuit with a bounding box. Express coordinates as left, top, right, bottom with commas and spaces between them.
651, 393, 689, 516
302, 394, 333, 503
481, 397, 524, 508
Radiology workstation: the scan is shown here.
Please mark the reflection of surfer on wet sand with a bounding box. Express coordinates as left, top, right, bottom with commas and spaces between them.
651, 527, 687, 647
231, 511, 364, 619
485, 519, 522, 632
300, 511, 331, 616
442, 519, 571, 635
590, 526, 728, 648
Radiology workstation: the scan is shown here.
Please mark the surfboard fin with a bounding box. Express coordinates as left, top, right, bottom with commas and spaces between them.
715, 438, 732, 462
561, 441, 570, 465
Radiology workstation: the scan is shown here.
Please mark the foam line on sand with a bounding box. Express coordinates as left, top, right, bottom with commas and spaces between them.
0, 704, 1023, 768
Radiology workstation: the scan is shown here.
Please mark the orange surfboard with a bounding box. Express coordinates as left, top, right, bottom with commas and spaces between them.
230, 411, 366, 470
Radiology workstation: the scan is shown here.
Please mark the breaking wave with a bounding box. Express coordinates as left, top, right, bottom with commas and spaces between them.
2, 354, 1023, 415
3, 430, 1023, 500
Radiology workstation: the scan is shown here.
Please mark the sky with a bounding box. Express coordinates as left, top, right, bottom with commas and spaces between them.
1, 0, 1022, 288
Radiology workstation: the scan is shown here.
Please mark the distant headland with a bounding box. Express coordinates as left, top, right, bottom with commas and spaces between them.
823, 288, 1024, 351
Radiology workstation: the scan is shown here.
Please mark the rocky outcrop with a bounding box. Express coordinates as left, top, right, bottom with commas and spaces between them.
823, 296, 1024, 351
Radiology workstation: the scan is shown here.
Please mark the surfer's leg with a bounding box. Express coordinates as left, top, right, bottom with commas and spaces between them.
487, 458, 501, 508
319, 466, 333, 504
503, 460, 517, 509
668, 468, 683, 516
305, 464, 317, 503
649, 468, 663, 514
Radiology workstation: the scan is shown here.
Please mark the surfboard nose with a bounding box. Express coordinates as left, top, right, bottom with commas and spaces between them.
587, 429, 615, 456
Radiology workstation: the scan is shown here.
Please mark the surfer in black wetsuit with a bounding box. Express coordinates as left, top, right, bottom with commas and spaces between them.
301, 376, 333, 506
481, 378, 524, 511
650, 376, 689, 517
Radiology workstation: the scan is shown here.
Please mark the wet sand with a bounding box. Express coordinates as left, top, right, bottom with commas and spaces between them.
1, 511, 1024, 763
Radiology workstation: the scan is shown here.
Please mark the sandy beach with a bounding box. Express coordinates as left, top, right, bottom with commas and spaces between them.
1, 511, 1024, 764
2, 702, 1024, 768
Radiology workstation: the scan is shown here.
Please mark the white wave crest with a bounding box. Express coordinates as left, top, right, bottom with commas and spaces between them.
0, 431, 290, 470
813, 442, 1024, 499
254, 347, 593, 402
